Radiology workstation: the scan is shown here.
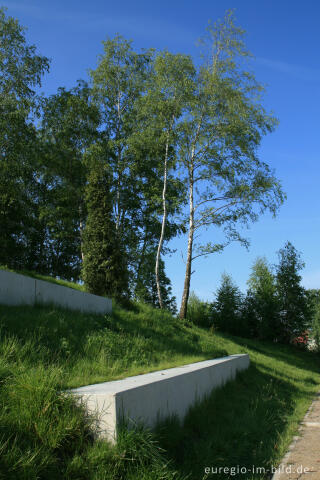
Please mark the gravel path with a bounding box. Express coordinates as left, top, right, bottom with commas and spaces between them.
272, 393, 320, 479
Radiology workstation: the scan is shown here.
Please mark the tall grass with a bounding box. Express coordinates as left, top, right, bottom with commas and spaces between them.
0, 337, 182, 479
0, 301, 319, 479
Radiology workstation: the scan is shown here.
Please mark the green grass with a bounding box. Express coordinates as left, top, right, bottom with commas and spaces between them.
0, 301, 319, 479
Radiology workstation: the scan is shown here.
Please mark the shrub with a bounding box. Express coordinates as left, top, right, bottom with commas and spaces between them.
291, 331, 309, 349
187, 292, 212, 328
311, 303, 320, 352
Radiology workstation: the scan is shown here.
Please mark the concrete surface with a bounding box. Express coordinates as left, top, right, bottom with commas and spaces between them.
35, 278, 112, 314
0, 269, 35, 306
272, 392, 320, 479
0, 269, 112, 314
71, 354, 250, 443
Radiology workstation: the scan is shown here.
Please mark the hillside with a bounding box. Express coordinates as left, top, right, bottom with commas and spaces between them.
0, 301, 319, 479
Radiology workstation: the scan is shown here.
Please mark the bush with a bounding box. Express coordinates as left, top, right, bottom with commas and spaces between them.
311, 303, 320, 352
187, 292, 212, 328
291, 331, 309, 349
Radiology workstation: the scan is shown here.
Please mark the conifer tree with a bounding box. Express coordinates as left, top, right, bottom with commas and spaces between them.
247, 257, 279, 339
213, 273, 243, 335
276, 242, 311, 343
82, 147, 128, 298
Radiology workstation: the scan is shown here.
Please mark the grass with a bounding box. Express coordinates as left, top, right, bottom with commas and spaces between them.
0, 301, 319, 479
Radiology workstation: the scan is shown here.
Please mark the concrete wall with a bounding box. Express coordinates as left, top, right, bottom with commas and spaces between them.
35, 278, 112, 314
0, 269, 112, 314
0, 269, 36, 306
71, 354, 250, 443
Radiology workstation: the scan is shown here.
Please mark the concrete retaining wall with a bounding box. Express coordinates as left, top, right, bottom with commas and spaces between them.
0, 269, 36, 306
0, 269, 112, 314
71, 354, 250, 443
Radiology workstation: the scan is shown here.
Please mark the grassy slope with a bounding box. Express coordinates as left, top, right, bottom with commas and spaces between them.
0, 302, 319, 479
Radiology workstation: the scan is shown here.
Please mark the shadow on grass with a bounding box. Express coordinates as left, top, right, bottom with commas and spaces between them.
1, 304, 320, 479
155, 364, 315, 480
0, 304, 108, 358
219, 332, 320, 375
0, 304, 228, 367
111, 308, 228, 360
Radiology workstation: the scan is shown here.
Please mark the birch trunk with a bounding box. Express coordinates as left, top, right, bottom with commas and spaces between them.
115, 88, 121, 231
179, 117, 202, 319
115, 149, 121, 232
136, 232, 148, 282
179, 162, 194, 319
155, 128, 170, 309
79, 203, 85, 263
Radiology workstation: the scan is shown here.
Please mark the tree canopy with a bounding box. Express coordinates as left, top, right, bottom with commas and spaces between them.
0, 8, 285, 310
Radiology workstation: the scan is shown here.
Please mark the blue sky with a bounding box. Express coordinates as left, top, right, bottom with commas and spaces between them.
4, 0, 320, 303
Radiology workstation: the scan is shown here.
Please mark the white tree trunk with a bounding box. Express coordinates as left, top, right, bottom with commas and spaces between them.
155, 128, 170, 309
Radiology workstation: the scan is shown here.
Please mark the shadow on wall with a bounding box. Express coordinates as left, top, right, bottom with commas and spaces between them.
154, 364, 312, 480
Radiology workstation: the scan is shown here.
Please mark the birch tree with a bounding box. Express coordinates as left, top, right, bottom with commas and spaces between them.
179, 11, 285, 318
138, 51, 195, 308
89, 37, 153, 279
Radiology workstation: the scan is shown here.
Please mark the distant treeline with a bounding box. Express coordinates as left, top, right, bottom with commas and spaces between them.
0, 9, 285, 317
188, 241, 320, 347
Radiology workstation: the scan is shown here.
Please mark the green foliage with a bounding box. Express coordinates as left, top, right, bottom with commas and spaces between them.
246, 257, 280, 340
209, 244, 314, 346
178, 10, 285, 318
276, 241, 312, 343
31, 81, 100, 279
0, 11, 100, 282
186, 292, 212, 328
312, 304, 320, 352
307, 289, 320, 352
89, 37, 187, 301
82, 149, 128, 299
213, 273, 244, 335
138, 50, 195, 308
240, 290, 260, 338
134, 249, 177, 313
90, 37, 153, 284
0, 10, 285, 311
0, 7, 49, 270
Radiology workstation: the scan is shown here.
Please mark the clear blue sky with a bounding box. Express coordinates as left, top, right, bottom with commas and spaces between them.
5, 0, 320, 303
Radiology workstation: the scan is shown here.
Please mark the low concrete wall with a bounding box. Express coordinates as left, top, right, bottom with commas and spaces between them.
71, 354, 250, 443
0, 269, 35, 306
0, 269, 112, 314
35, 278, 112, 314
